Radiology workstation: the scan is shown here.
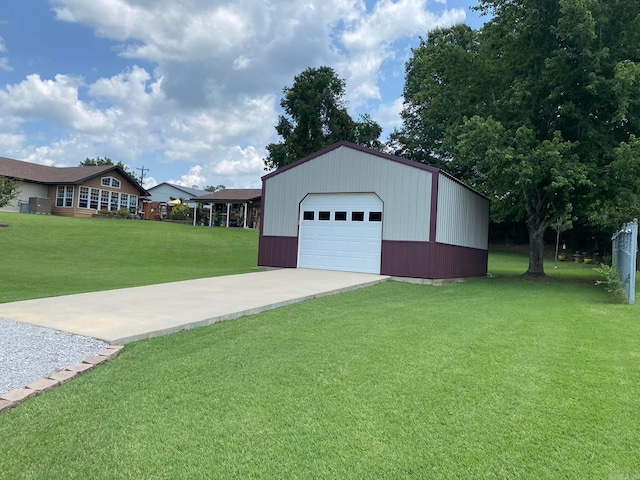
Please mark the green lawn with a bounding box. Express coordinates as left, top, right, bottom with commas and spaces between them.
0, 212, 259, 303
0, 213, 638, 478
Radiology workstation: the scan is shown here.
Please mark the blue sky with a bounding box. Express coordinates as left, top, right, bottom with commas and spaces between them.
0, 0, 486, 189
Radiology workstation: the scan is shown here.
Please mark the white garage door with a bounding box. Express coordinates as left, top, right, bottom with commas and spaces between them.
298, 193, 383, 274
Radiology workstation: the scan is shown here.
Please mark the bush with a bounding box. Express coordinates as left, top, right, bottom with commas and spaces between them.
594, 264, 628, 303
171, 203, 191, 221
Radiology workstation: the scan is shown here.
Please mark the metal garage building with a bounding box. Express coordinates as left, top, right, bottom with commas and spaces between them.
258, 142, 489, 280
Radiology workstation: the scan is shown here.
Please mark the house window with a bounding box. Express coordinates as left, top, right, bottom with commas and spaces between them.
101, 176, 121, 189
78, 186, 89, 208
369, 211, 382, 222
319, 211, 330, 221
120, 193, 129, 210
129, 195, 138, 213
335, 211, 347, 221
303, 211, 314, 220
352, 212, 364, 222
56, 186, 74, 207
110, 191, 120, 211
90, 189, 99, 209
100, 191, 110, 210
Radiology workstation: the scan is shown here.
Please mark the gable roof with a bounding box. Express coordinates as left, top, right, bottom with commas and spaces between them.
260, 141, 488, 200
192, 189, 261, 202
0, 156, 149, 195
147, 182, 207, 197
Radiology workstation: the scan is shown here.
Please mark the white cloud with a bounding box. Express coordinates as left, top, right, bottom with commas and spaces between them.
168, 165, 207, 189
373, 96, 405, 132
340, 0, 465, 106
212, 145, 264, 176
0, 37, 12, 71
0, 74, 116, 132
3, 0, 469, 189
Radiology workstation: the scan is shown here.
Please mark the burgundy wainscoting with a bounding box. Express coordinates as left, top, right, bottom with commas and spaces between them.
258, 235, 298, 268
381, 241, 488, 279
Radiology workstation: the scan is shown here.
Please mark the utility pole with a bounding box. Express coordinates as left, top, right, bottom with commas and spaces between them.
136, 165, 149, 185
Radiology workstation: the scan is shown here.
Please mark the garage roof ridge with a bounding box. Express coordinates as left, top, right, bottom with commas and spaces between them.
261, 141, 488, 201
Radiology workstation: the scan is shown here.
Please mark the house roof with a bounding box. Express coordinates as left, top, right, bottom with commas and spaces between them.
261, 141, 488, 200
192, 189, 262, 203
147, 182, 207, 197
0, 156, 149, 195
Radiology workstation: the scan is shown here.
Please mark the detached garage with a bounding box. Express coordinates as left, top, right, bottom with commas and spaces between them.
258, 142, 489, 280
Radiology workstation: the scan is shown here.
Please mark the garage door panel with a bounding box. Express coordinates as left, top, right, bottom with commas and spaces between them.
298, 193, 382, 274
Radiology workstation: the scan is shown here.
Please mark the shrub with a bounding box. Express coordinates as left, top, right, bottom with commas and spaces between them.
594, 264, 628, 303
171, 203, 191, 221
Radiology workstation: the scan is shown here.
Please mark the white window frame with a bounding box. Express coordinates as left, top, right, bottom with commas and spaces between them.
101, 176, 121, 189
78, 186, 89, 208
56, 185, 74, 208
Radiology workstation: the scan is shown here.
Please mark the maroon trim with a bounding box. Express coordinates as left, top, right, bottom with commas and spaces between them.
258, 236, 298, 268
381, 241, 488, 279
259, 180, 266, 238
429, 172, 439, 242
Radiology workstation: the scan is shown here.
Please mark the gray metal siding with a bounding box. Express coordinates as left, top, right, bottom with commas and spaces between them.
263, 147, 433, 241
435, 175, 489, 249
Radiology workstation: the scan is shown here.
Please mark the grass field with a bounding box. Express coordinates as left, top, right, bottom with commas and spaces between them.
0, 212, 259, 303
0, 213, 638, 478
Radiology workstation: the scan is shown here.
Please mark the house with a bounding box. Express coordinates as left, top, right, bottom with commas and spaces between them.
146, 182, 207, 205
144, 182, 208, 220
258, 141, 489, 280
0, 156, 148, 218
191, 189, 261, 228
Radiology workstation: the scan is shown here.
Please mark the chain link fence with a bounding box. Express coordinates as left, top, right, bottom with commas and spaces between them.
612, 219, 638, 305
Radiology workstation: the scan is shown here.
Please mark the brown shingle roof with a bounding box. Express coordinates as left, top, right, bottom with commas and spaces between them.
0, 156, 149, 195
192, 189, 261, 202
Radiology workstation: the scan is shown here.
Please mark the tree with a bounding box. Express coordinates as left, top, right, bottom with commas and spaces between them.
204, 185, 225, 193
80, 157, 141, 184
264, 66, 383, 170
0, 176, 20, 208
395, 0, 640, 275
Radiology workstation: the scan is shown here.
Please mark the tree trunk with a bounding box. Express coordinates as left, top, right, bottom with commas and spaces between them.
526, 223, 546, 276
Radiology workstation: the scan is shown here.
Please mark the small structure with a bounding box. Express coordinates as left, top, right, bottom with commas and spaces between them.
0, 156, 148, 218
191, 189, 261, 228
145, 182, 207, 220
258, 142, 489, 280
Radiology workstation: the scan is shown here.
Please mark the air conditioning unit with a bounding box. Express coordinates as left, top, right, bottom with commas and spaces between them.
28, 197, 52, 214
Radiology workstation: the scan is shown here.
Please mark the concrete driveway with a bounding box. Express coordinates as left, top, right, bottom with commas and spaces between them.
0, 269, 390, 344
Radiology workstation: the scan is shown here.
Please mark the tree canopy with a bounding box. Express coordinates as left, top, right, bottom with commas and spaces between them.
204, 185, 225, 193
393, 0, 640, 275
264, 67, 383, 170
80, 157, 141, 183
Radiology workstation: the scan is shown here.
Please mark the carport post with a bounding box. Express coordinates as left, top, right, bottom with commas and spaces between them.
243, 202, 248, 229
193, 204, 197, 226
226, 203, 231, 228
209, 204, 213, 227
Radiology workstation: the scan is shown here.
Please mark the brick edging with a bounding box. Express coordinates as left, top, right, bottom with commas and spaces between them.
0, 345, 124, 414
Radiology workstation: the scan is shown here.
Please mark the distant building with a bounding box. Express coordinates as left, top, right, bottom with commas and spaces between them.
0, 156, 148, 217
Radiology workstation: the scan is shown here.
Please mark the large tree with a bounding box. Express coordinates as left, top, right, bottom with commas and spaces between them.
80, 157, 141, 184
0, 176, 20, 208
264, 67, 382, 170
394, 0, 640, 275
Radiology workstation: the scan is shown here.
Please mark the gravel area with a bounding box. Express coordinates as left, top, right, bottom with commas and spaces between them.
0, 317, 109, 396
